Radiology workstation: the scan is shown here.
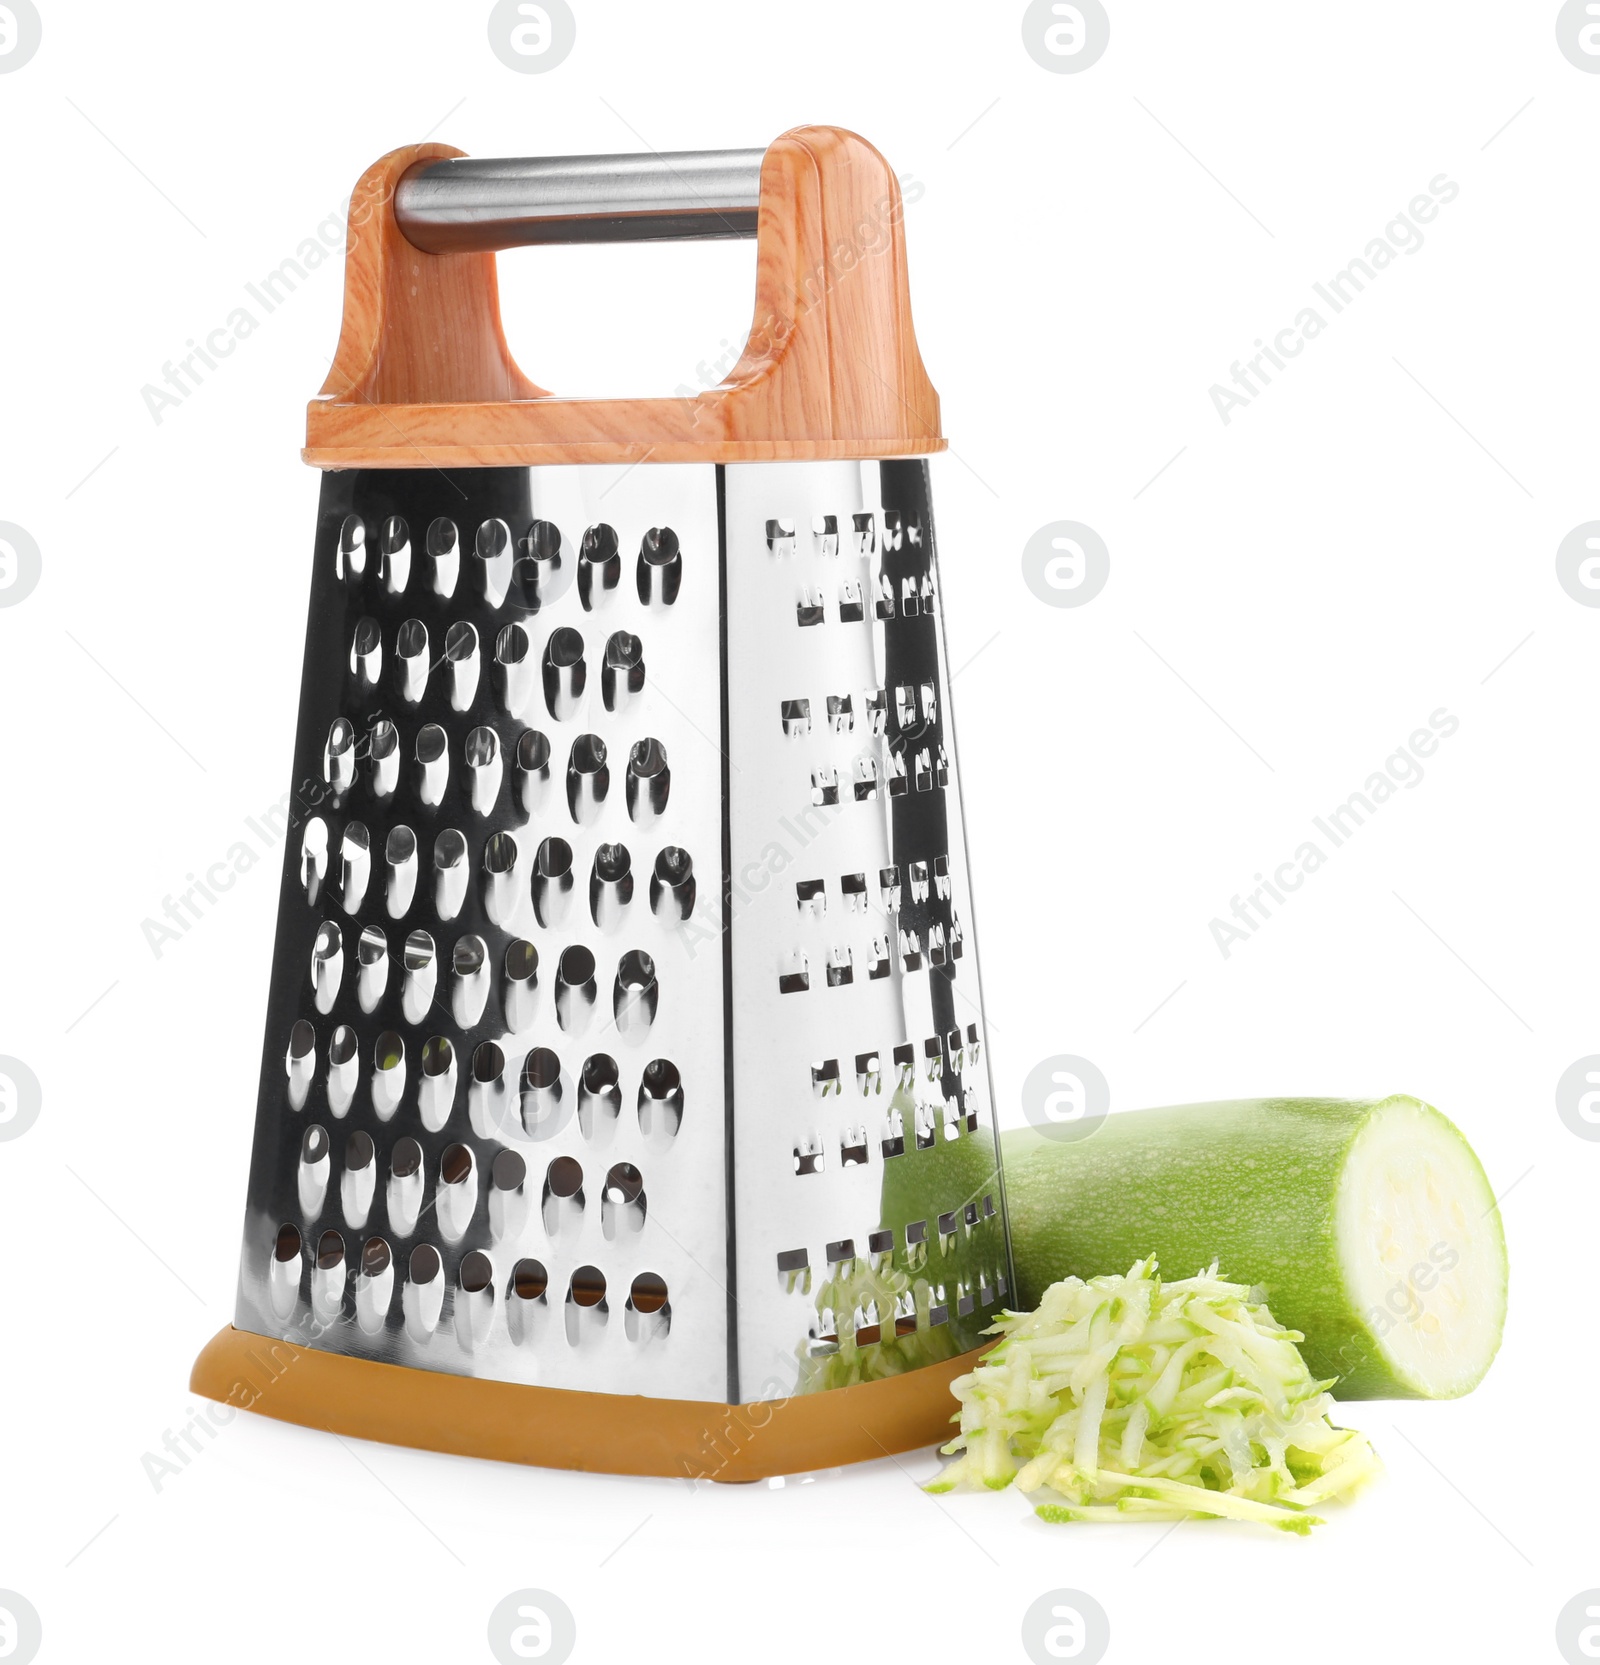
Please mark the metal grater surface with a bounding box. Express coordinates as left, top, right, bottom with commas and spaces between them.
235, 458, 1009, 1405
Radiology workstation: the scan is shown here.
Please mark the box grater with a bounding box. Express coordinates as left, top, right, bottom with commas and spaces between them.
192, 126, 1013, 1480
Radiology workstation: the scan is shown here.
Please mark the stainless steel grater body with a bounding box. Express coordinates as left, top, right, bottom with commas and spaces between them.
234, 456, 1011, 1407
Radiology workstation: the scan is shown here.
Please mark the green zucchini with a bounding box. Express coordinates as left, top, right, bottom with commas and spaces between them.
1001, 1095, 1506, 1399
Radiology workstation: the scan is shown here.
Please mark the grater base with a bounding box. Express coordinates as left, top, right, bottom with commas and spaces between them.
191, 1325, 979, 1482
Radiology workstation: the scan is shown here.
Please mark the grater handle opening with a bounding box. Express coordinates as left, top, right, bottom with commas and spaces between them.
395, 149, 766, 254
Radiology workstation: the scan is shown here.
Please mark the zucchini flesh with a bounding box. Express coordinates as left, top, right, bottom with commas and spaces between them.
1002, 1095, 1506, 1399
929, 1259, 1378, 1531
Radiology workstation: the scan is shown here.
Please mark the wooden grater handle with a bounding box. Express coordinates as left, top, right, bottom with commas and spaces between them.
304, 126, 944, 469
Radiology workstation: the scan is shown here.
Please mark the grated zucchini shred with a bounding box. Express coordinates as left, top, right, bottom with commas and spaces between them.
928, 1258, 1379, 1532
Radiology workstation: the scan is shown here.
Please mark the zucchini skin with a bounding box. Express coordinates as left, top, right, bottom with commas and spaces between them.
1000, 1096, 1490, 1399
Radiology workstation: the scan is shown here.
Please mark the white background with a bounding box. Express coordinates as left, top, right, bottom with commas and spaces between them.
0, 3, 1592, 1661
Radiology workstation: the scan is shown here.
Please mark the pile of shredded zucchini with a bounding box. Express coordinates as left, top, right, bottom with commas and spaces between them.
928, 1259, 1379, 1532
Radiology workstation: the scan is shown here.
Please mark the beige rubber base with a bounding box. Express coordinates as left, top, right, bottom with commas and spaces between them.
191, 1327, 978, 1481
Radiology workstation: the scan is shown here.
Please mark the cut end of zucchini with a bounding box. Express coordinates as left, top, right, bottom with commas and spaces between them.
1334, 1095, 1507, 1398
